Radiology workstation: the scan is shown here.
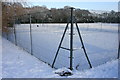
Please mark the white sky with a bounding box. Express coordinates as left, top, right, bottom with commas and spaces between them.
2, 0, 119, 11
2, 0, 120, 2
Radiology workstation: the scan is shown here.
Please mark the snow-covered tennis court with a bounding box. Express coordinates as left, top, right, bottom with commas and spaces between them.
4, 23, 118, 71
2, 38, 118, 78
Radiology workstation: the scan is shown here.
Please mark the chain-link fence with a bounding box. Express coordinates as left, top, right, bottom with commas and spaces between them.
2, 2, 119, 71
3, 22, 118, 71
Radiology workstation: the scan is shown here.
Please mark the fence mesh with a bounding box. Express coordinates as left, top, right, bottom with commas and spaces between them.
3, 22, 118, 71
2, 0, 119, 72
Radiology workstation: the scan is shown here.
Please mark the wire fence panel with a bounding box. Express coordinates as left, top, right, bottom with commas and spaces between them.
7, 28, 15, 43
31, 24, 70, 68
2, 32, 8, 39
15, 24, 31, 53
78, 24, 117, 70
77, 23, 118, 70
5, 23, 118, 71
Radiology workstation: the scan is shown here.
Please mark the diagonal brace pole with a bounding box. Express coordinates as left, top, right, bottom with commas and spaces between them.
118, 42, 120, 59
75, 21, 92, 68
118, 24, 120, 59
52, 22, 70, 68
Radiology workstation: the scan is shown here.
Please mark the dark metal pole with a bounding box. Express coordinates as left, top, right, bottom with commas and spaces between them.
118, 42, 120, 59
117, 2, 120, 59
75, 21, 92, 68
52, 7, 92, 70
6, 14, 9, 40
118, 1, 120, 59
30, 14, 33, 55
69, 7, 74, 70
13, 21, 17, 46
100, 23, 102, 31
118, 23, 120, 59
52, 22, 69, 68
6, 28, 8, 40
13, 5, 17, 46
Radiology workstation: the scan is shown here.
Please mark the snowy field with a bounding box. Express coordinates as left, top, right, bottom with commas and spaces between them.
2, 38, 118, 78
5, 23, 118, 71
0, 32, 2, 79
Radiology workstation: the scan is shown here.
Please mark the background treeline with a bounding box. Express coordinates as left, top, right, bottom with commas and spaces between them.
2, 2, 120, 31
19, 6, 120, 24
2, 2, 27, 32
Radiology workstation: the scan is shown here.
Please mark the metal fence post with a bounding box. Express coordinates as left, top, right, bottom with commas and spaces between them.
13, 4, 17, 46
69, 7, 74, 70
29, 14, 33, 55
118, 2, 120, 59
100, 23, 102, 31
118, 24, 120, 59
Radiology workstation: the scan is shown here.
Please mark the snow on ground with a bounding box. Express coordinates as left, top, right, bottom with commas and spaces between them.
2, 38, 55, 78
2, 37, 118, 78
69, 60, 118, 78
0, 35, 2, 79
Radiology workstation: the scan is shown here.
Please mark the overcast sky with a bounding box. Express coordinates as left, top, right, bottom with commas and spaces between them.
28, 2, 118, 11
2, 0, 119, 11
